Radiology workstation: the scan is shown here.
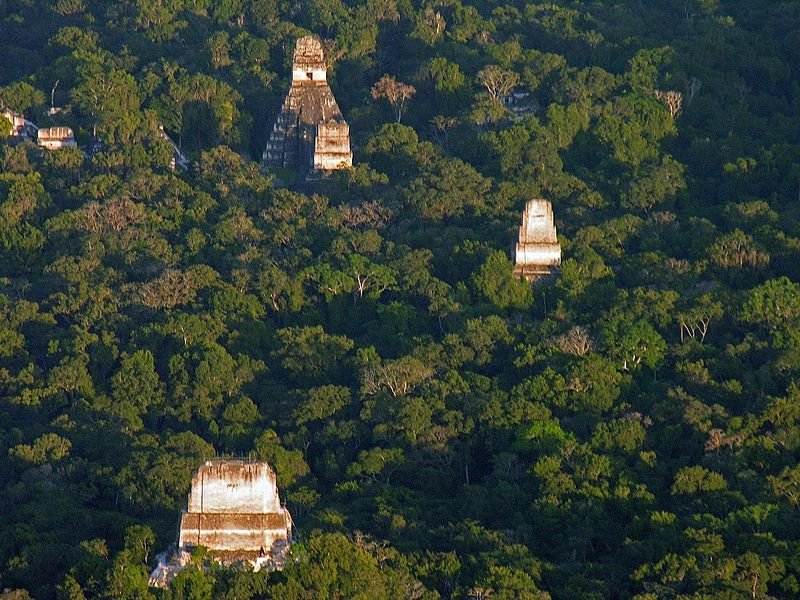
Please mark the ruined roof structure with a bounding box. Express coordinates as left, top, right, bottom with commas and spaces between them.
149, 460, 292, 588
513, 199, 562, 280
2, 107, 38, 140
263, 36, 353, 177
37, 126, 77, 150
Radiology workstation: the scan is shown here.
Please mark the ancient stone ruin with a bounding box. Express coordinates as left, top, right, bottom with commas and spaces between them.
149, 460, 293, 588
37, 126, 77, 150
2, 107, 38, 140
513, 199, 562, 280
263, 36, 353, 177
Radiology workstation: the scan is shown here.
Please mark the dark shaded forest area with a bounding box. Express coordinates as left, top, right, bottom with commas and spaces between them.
2, 0, 800, 598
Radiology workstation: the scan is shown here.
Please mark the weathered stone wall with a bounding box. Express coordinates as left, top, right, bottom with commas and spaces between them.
178, 512, 292, 552
2, 109, 27, 135
519, 199, 558, 244
187, 461, 280, 514
314, 122, 353, 170
37, 126, 77, 150
291, 37, 325, 74
515, 245, 562, 266
291, 38, 327, 83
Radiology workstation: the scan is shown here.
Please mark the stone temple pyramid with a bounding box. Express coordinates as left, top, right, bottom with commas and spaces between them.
263, 36, 353, 177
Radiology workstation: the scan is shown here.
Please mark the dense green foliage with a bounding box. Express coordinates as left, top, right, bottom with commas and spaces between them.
2, 0, 800, 598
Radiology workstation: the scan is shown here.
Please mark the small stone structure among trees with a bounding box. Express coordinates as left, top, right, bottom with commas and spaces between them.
36, 126, 77, 150
513, 199, 562, 280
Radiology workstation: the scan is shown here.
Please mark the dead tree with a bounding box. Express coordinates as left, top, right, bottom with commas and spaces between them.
371, 75, 416, 123
653, 89, 683, 118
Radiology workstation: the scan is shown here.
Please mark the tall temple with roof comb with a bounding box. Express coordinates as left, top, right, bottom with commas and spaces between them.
263, 36, 353, 177
513, 199, 562, 280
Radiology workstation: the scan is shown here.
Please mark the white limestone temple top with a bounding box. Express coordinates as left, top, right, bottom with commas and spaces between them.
514, 199, 562, 279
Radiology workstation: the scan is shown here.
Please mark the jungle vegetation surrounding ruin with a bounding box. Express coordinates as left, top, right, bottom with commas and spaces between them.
2, 1, 800, 598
